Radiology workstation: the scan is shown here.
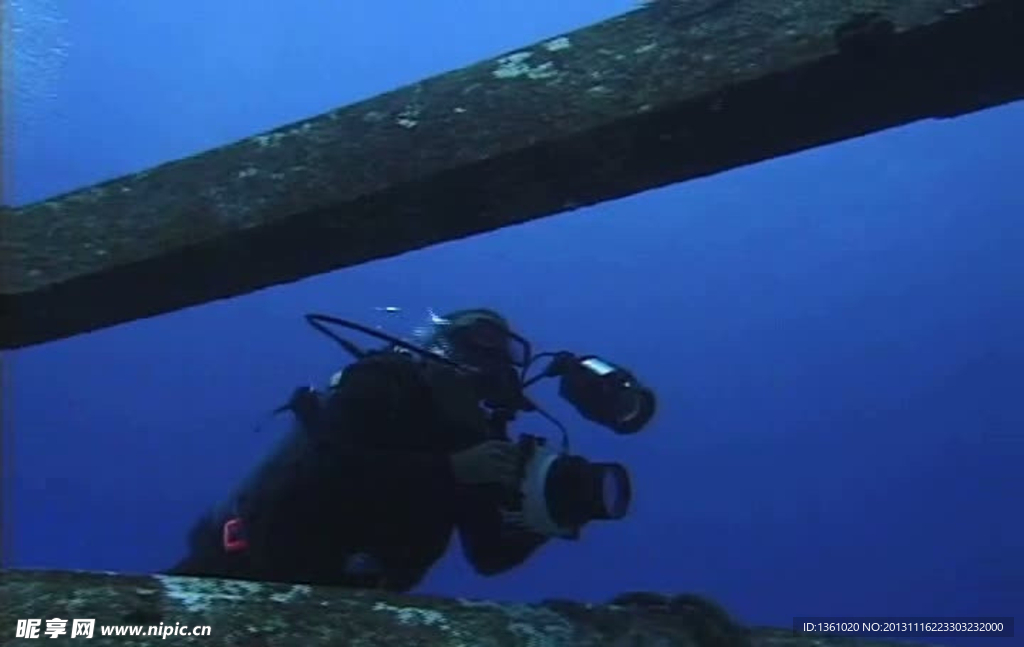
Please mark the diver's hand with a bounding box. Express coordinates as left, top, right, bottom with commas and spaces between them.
449, 441, 519, 488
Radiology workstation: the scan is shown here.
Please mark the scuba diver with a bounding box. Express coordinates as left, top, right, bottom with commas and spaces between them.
167, 308, 656, 591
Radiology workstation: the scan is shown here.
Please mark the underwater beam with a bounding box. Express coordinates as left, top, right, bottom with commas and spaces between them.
0, 569, 942, 647
1, 0, 1022, 348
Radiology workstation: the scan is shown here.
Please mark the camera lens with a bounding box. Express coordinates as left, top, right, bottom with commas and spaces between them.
545, 456, 632, 528
600, 463, 631, 520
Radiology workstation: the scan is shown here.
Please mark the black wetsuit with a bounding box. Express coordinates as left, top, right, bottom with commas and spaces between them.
167, 350, 548, 591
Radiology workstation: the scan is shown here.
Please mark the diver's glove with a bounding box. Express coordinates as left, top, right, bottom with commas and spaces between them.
449, 440, 519, 488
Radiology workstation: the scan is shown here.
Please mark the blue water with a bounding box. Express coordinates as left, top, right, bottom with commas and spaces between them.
4, 1, 1022, 645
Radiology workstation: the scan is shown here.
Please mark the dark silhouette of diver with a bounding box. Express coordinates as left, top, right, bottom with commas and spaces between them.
167, 308, 655, 592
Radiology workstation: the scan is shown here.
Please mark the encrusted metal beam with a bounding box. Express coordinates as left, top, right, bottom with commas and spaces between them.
0, 569, 939, 646
2, 0, 1021, 348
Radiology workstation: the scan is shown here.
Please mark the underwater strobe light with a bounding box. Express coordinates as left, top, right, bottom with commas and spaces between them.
551, 353, 656, 435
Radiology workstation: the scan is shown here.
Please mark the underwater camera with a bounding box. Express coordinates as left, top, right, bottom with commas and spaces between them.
299, 312, 657, 539
514, 433, 632, 539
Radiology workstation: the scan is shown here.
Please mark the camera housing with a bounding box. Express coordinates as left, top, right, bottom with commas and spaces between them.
513, 434, 632, 539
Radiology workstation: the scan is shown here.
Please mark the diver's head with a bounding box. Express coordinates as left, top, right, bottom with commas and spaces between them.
426, 308, 531, 406
427, 308, 527, 370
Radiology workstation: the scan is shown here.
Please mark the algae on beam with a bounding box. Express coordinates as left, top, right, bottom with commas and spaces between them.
1, 569, 947, 646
